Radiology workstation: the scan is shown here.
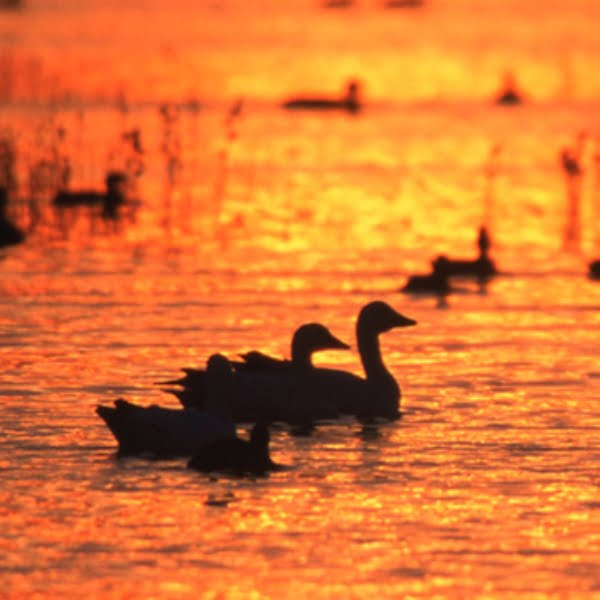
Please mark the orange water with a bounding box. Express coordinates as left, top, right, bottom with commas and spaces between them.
1, 1, 600, 598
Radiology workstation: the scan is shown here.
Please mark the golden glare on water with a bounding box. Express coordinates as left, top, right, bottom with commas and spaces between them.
1, 0, 600, 598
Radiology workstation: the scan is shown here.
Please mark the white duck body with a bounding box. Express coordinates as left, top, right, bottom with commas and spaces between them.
96, 354, 236, 457
305, 301, 416, 421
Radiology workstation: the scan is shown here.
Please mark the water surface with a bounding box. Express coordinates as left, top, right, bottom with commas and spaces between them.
1, 1, 600, 598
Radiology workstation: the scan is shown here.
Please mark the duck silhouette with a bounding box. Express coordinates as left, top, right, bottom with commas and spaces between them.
436, 227, 497, 284
282, 80, 361, 114
589, 259, 600, 280
400, 256, 451, 298
384, 0, 424, 7
53, 171, 129, 221
187, 423, 278, 476
167, 322, 348, 389
0, 187, 25, 248
166, 323, 349, 426
494, 71, 524, 106
322, 0, 354, 7
96, 354, 236, 457
303, 301, 417, 421
234, 322, 350, 372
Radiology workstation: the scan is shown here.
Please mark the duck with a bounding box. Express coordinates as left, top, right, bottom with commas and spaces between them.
400, 255, 451, 298
304, 301, 417, 421
165, 323, 349, 426
96, 354, 236, 457
53, 171, 129, 221
282, 80, 361, 114
589, 259, 600, 280
384, 0, 424, 8
234, 322, 350, 372
494, 71, 524, 106
0, 187, 25, 248
437, 226, 498, 283
187, 423, 278, 476
323, 0, 354, 7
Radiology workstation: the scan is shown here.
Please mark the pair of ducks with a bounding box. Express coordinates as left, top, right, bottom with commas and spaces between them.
401, 226, 498, 298
96, 301, 417, 475
98, 355, 277, 476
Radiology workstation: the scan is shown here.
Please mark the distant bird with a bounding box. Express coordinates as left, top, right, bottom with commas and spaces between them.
400, 255, 451, 298
0, 187, 25, 248
53, 171, 129, 222
383, 0, 424, 8
96, 354, 236, 457
188, 423, 279, 476
303, 301, 417, 421
494, 71, 524, 106
282, 80, 361, 114
435, 226, 498, 284
589, 259, 600, 280
322, 0, 354, 8
0, 0, 23, 9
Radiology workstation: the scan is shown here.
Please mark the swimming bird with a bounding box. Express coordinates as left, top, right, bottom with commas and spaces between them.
400, 256, 451, 299
53, 171, 130, 222
304, 301, 417, 421
0, 187, 25, 248
164, 323, 349, 426
234, 322, 350, 372
589, 259, 600, 280
436, 226, 498, 283
322, 0, 354, 8
282, 80, 361, 114
494, 71, 524, 106
187, 423, 278, 476
384, 0, 424, 8
96, 354, 236, 457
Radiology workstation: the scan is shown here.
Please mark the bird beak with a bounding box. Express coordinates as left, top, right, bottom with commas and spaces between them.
395, 314, 417, 328
327, 333, 351, 350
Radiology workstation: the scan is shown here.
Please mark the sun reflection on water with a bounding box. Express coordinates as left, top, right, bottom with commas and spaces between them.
1, 0, 600, 597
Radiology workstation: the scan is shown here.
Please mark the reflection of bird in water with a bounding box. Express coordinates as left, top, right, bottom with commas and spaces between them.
166, 323, 349, 426
188, 423, 279, 476
0, 187, 25, 248
282, 80, 362, 114
560, 133, 586, 249
96, 354, 236, 457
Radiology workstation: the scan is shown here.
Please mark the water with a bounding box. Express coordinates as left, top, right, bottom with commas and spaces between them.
1, 1, 600, 598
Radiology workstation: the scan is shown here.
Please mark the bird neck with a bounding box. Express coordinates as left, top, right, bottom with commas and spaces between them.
251, 429, 271, 464
291, 340, 312, 369
357, 324, 389, 381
